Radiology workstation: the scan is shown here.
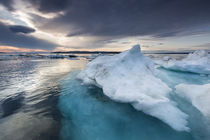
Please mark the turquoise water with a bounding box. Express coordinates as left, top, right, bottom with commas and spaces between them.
157, 68, 210, 140
59, 71, 192, 140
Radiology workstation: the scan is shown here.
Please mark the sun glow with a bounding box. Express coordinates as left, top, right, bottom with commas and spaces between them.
0, 46, 46, 52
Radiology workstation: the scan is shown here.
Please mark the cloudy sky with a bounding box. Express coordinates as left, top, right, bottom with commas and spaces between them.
0, 0, 210, 52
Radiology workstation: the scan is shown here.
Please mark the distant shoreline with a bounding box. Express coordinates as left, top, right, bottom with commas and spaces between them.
0, 51, 209, 54
52, 51, 208, 54
52, 51, 121, 54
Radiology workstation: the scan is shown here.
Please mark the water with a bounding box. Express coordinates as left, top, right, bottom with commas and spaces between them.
0, 58, 87, 140
0, 54, 209, 140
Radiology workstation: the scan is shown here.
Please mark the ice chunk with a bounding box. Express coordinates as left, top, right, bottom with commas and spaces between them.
156, 50, 210, 75
88, 54, 100, 59
175, 84, 210, 117
163, 56, 171, 61
78, 45, 189, 131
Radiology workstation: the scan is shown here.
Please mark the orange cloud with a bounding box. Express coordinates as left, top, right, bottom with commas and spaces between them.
54, 46, 124, 52
0, 46, 47, 52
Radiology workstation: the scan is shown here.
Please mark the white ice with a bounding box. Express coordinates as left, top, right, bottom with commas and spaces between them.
77, 45, 189, 131
155, 50, 210, 75
175, 83, 210, 117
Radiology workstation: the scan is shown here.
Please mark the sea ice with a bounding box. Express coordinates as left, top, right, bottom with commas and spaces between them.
175, 83, 210, 117
155, 50, 210, 75
77, 45, 189, 131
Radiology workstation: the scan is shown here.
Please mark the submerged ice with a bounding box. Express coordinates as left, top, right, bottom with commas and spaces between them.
155, 50, 210, 75
77, 45, 189, 131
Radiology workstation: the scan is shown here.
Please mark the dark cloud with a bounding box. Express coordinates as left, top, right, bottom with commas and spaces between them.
26, 0, 71, 13
67, 31, 85, 37
153, 31, 180, 38
9, 25, 35, 34
0, 22, 57, 50
0, 0, 14, 10
28, 0, 210, 38
0, 0, 71, 13
2, 0, 209, 38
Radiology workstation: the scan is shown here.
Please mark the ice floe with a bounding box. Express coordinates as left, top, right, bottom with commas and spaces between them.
77, 45, 189, 131
155, 50, 210, 75
0, 53, 80, 60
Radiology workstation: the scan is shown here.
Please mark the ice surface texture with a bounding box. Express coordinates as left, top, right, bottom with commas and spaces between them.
77, 45, 189, 131
156, 50, 210, 75
176, 84, 210, 117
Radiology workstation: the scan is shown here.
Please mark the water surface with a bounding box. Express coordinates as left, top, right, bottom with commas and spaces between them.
0, 58, 87, 140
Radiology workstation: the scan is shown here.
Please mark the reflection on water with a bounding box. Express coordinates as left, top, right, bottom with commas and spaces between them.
1, 92, 24, 117
0, 59, 87, 140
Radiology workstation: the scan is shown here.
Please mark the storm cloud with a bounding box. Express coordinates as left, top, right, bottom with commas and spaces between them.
9, 25, 35, 34
0, 0, 210, 50
1, 0, 210, 38
0, 0, 14, 11
24, 0, 210, 38
26, 0, 71, 13
0, 22, 57, 50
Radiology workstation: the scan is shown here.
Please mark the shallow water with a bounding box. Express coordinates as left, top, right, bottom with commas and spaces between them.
0, 55, 210, 140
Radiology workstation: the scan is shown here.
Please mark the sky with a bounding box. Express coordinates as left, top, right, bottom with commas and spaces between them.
0, 0, 210, 52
